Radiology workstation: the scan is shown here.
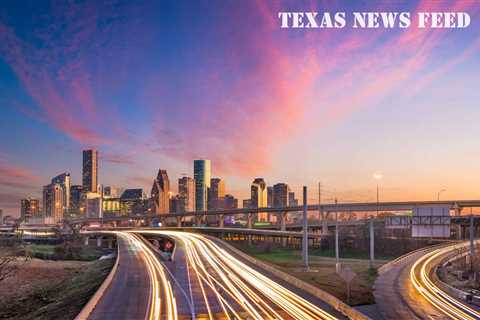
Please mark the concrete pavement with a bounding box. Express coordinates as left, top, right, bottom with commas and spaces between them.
87, 234, 151, 320
374, 246, 450, 320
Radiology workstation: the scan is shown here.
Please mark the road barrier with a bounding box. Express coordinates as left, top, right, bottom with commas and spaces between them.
74, 234, 120, 320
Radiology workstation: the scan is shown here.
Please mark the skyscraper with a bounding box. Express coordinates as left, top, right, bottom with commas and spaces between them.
224, 194, 238, 209
273, 183, 290, 208
178, 177, 195, 212
251, 178, 267, 208
20, 198, 40, 222
251, 178, 267, 221
288, 191, 298, 207
267, 186, 273, 208
151, 169, 170, 214
194, 159, 211, 211
43, 183, 65, 223
82, 149, 98, 193
208, 178, 225, 210
70, 185, 83, 215
51, 173, 71, 213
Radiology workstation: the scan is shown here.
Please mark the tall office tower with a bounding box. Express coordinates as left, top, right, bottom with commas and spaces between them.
43, 183, 65, 223
151, 169, 170, 214
194, 159, 211, 211
224, 194, 238, 209
70, 185, 83, 215
82, 149, 98, 193
251, 178, 267, 221
178, 177, 195, 212
170, 195, 181, 213
251, 178, 267, 208
273, 183, 290, 208
85, 192, 103, 218
267, 186, 273, 208
51, 173, 71, 213
120, 189, 146, 215
208, 178, 225, 210
288, 191, 298, 206
20, 198, 40, 222
243, 199, 252, 209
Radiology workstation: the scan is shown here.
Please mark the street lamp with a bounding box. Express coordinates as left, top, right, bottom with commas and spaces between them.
373, 173, 383, 218
437, 189, 446, 201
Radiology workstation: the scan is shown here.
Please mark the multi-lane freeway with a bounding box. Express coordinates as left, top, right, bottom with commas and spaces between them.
87, 232, 176, 320
85, 230, 480, 320
86, 230, 346, 320
375, 241, 480, 320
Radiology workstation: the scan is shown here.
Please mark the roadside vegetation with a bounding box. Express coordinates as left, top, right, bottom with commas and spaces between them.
234, 243, 392, 306
0, 258, 114, 320
0, 238, 115, 320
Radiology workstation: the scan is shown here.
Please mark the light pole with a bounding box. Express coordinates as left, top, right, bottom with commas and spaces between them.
371, 173, 382, 269
437, 189, 446, 201
373, 173, 383, 218
335, 198, 339, 267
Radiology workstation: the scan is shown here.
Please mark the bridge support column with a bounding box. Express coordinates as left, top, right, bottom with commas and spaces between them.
96, 236, 102, 248
457, 225, 464, 240
247, 213, 253, 229
176, 217, 182, 228
219, 214, 224, 228
321, 209, 328, 235
280, 212, 287, 247
470, 215, 475, 257
369, 219, 375, 269
247, 213, 253, 246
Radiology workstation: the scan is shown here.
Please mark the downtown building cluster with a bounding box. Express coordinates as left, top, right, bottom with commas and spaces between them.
13, 149, 299, 225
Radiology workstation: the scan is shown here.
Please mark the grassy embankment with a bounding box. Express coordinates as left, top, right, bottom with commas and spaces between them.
0, 243, 114, 320
0, 259, 114, 320
24, 243, 109, 261
235, 245, 394, 306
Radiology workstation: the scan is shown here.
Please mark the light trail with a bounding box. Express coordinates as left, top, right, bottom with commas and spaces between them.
410, 242, 480, 320
114, 232, 178, 320
135, 230, 339, 320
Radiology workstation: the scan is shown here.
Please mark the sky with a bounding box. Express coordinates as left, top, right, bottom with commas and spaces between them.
1, 0, 479, 216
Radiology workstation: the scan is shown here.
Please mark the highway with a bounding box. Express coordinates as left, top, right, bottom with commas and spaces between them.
374, 244, 451, 319
87, 232, 177, 320
135, 230, 345, 319
410, 243, 480, 320
86, 230, 345, 319
375, 241, 480, 320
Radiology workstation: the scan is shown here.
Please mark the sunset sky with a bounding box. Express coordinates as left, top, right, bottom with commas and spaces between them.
1, 1, 479, 215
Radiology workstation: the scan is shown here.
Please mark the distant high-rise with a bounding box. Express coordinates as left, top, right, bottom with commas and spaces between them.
70, 185, 83, 215
43, 184, 65, 223
120, 189, 146, 215
288, 191, 298, 207
82, 149, 98, 193
251, 178, 267, 208
267, 186, 273, 208
194, 159, 211, 211
243, 199, 252, 209
224, 194, 238, 209
85, 192, 102, 218
251, 178, 267, 221
178, 177, 195, 212
20, 198, 40, 222
51, 173, 71, 213
273, 183, 290, 208
209, 178, 225, 210
151, 169, 170, 214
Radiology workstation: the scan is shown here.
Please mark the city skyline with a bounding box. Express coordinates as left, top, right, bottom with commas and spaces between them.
1, 1, 480, 215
